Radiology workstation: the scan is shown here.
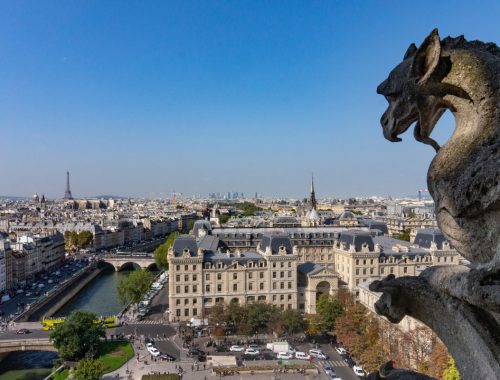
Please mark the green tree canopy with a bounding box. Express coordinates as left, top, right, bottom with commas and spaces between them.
73, 358, 105, 380
397, 229, 411, 242
116, 268, 154, 304
316, 293, 344, 331
77, 231, 93, 249
154, 231, 179, 269
64, 230, 93, 251
237, 202, 263, 216
218, 214, 230, 224
282, 309, 306, 335
50, 311, 104, 361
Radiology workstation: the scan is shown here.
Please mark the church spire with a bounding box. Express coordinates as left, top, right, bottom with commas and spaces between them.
310, 173, 317, 210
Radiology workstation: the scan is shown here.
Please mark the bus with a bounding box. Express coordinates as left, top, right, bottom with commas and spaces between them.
42, 315, 118, 330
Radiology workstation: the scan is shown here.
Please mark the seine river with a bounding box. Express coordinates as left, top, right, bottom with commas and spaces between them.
0, 269, 132, 380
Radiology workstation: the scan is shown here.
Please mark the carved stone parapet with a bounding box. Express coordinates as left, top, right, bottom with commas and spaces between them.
369, 266, 500, 379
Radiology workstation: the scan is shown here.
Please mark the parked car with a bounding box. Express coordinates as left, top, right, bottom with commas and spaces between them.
244, 348, 260, 355
353, 366, 365, 377
16, 329, 31, 334
159, 353, 176, 361
189, 348, 206, 356
276, 352, 293, 360
148, 347, 160, 357
295, 351, 311, 360
335, 347, 347, 355
324, 365, 336, 378
309, 349, 328, 360
214, 345, 227, 352
229, 345, 244, 352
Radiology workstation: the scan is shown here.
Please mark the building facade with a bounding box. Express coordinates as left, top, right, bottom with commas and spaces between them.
333, 229, 461, 294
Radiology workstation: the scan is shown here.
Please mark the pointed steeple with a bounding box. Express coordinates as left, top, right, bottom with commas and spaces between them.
309, 173, 317, 210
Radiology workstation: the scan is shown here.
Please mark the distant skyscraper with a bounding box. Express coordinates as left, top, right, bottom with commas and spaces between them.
63, 171, 73, 200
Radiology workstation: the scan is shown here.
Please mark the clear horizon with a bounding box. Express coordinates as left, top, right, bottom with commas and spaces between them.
2, 1, 499, 198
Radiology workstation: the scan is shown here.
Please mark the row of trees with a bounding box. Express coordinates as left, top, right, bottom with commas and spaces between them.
154, 231, 180, 269
116, 268, 154, 304
317, 288, 459, 378
64, 230, 93, 251
208, 301, 305, 337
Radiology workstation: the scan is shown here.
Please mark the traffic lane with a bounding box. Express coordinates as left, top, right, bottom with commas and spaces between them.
154, 339, 180, 359
320, 343, 360, 380
110, 323, 176, 338
0, 263, 89, 318
293, 341, 360, 380
147, 284, 169, 321
0, 329, 50, 340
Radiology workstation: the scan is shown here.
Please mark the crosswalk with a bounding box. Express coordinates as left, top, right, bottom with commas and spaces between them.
147, 336, 170, 342
318, 359, 347, 368
128, 320, 164, 325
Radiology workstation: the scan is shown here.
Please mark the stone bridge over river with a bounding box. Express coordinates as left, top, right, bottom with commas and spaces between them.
0, 338, 56, 354
98, 255, 158, 271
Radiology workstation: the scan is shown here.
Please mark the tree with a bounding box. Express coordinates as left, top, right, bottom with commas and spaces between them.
73, 358, 104, 380
218, 214, 230, 224
50, 311, 104, 361
116, 268, 154, 304
443, 356, 460, 380
397, 229, 411, 242
154, 231, 179, 269
237, 202, 263, 217
77, 231, 93, 249
64, 231, 78, 252
316, 293, 344, 331
281, 309, 305, 335
305, 314, 323, 336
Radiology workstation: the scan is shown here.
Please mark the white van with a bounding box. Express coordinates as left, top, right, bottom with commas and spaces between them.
308, 349, 327, 360
295, 351, 311, 360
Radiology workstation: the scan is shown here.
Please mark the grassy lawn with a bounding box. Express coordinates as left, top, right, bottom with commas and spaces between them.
52, 368, 69, 380
96, 340, 134, 373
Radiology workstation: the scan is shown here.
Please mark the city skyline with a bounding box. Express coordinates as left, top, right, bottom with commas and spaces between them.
1, 1, 499, 198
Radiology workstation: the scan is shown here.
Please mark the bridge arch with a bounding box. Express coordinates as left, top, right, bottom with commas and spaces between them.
146, 263, 159, 271
117, 262, 142, 271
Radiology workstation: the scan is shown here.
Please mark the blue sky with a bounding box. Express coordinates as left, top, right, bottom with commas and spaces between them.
1, 1, 499, 199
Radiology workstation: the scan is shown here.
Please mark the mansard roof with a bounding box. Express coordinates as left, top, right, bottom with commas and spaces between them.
414, 229, 450, 249
360, 219, 389, 235
203, 251, 263, 263
259, 233, 293, 254
198, 235, 219, 252
338, 230, 374, 251
373, 235, 427, 258
171, 235, 198, 257
297, 261, 325, 276
192, 219, 212, 237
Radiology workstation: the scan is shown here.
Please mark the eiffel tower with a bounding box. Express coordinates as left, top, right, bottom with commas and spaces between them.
63, 171, 73, 200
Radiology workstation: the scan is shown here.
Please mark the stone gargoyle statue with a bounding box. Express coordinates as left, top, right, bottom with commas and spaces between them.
371, 29, 500, 379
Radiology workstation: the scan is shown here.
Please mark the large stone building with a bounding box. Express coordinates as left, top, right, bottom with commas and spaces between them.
10, 233, 65, 287
333, 229, 461, 294
167, 230, 338, 322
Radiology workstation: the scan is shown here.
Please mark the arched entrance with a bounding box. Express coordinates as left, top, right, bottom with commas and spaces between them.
316, 281, 331, 300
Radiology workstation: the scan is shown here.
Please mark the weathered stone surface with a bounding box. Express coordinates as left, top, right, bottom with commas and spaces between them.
367, 361, 436, 380
373, 29, 500, 380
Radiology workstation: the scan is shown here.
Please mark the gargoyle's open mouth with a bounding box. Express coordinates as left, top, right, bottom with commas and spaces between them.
381, 113, 415, 143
